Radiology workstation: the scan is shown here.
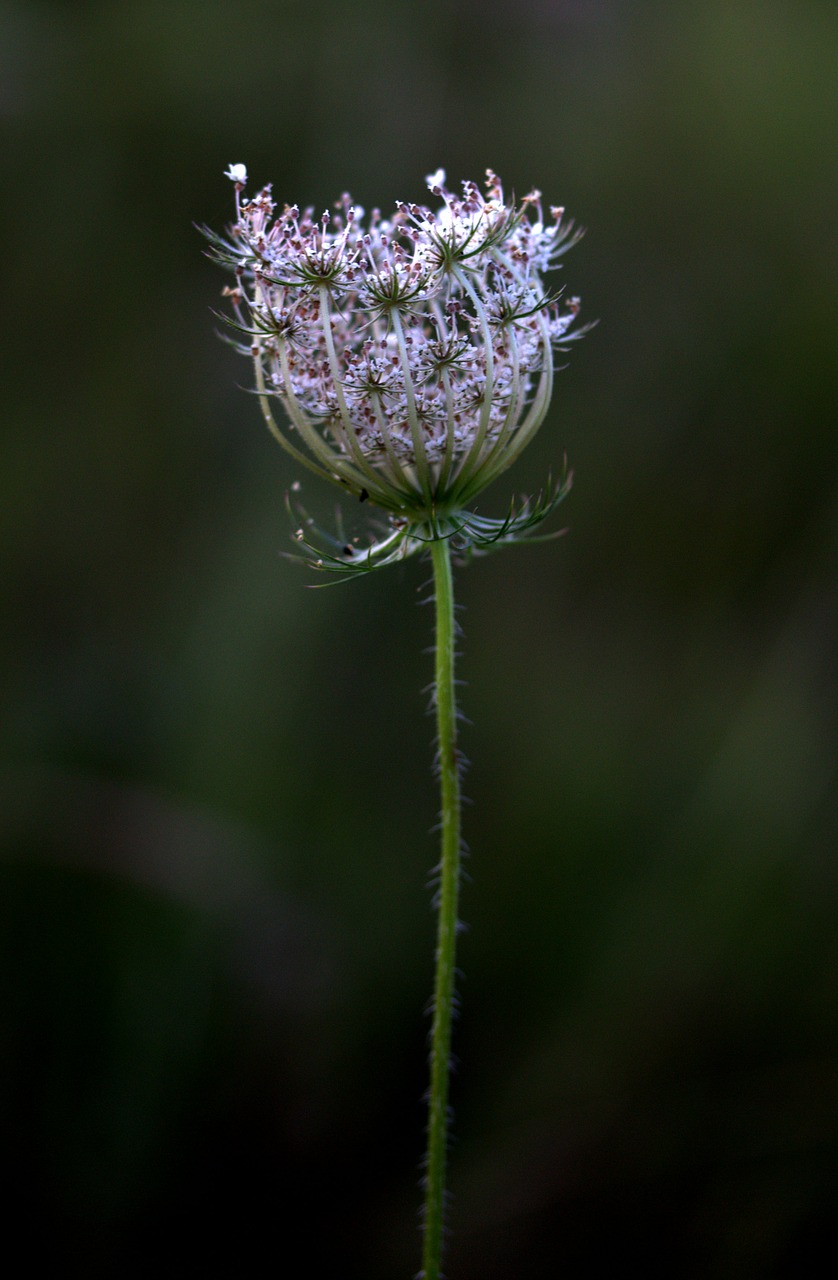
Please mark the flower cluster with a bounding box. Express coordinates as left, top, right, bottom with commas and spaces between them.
207, 165, 587, 570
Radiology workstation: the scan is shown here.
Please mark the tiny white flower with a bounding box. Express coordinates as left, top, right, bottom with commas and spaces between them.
225, 163, 248, 185
425, 168, 446, 192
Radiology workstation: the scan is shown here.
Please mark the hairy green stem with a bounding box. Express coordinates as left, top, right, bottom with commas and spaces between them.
422, 536, 462, 1280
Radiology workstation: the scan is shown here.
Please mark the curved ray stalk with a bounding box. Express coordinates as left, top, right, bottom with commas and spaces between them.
273, 341, 392, 502
371, 397, 424, 503
390, 307, 433, 503
251, 344, 342, 484
428, 299, 459, 496
449, 264, 495, 492
318, 286, 414, 508
470, 306, 554, 491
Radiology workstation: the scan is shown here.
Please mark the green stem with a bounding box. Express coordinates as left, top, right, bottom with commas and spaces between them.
422, 536, 462, 1280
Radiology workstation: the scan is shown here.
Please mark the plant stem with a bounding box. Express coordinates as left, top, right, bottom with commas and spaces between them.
422, 535, 462, 1280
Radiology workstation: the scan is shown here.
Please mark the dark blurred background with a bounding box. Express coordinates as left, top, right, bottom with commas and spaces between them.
1, 1, 836, 1275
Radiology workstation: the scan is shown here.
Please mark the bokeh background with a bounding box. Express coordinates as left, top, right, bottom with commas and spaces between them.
2, 1, 837, 1275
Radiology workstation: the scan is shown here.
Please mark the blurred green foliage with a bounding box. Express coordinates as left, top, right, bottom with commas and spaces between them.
1, 1, 836, 1274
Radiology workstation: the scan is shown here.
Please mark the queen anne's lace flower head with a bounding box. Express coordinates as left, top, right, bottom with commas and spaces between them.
207, 166, 588, 571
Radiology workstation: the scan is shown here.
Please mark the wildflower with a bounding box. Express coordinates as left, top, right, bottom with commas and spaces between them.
204, 170, 594, 1279
205, 167, 587, 571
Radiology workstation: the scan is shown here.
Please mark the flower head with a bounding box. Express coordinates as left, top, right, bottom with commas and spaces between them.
206, 167, 588, 572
